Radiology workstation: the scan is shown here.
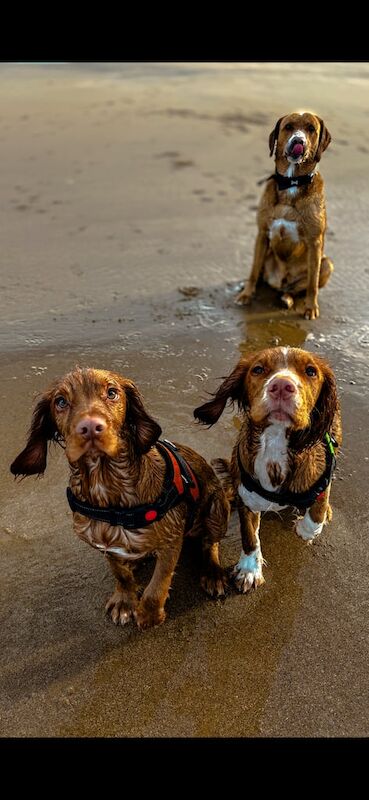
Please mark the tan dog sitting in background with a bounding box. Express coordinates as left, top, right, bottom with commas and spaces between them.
236, 111, 333, 319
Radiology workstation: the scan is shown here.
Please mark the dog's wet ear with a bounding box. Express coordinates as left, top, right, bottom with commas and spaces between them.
291, 360, 339, 451
315, 117, 332, 162
194, 359, 251, 426
10, 393, 56, 477
311, 361, 338, 444
125, 383, 162, 454
269, 116, 284, 157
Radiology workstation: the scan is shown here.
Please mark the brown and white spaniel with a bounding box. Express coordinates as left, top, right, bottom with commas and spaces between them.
11, 368, 230, 629
236, 111, 333, 319
194, 347, 341, 593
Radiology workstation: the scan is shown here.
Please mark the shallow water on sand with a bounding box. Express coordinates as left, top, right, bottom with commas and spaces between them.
1, 62, 369, 738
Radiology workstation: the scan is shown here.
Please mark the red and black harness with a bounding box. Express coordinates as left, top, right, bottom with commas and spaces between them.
66, 439, 200, 533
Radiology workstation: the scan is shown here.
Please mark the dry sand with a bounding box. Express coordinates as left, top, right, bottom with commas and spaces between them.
1, 62, 368, 737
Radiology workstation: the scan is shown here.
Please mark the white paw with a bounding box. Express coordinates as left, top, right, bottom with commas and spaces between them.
295, 513, 324, 542
232, 549, 265, 593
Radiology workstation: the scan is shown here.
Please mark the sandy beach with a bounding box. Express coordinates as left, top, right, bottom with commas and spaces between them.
1, 62, 368, 737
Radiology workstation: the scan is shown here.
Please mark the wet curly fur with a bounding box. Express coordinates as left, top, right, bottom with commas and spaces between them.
11, 367, 230, 630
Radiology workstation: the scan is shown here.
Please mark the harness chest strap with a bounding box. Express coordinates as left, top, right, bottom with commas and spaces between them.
237, 432, 338, 512
66, 439, 200, 532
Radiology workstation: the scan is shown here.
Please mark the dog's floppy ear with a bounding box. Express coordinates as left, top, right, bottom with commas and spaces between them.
269, 116, 284, 157
315, 117, 331, 162
10, 393, 56, 477
291, 360, 339, 451
125, 382, 162, 454
194, 358, 251, 426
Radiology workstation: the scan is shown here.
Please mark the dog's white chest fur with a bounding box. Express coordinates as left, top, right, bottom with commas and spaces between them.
74, 516, 151, 561
94, 540, 142, 559
269, 218, 299, 242
254, 423, 288, 489
238, 423, 289, 513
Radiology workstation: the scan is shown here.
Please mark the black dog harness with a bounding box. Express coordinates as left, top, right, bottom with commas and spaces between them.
66, 439, 200, 533
238, 432, 338, 512
258, 171, 315, 190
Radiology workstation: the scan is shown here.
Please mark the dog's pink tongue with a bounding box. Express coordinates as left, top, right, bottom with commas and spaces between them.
292, 142, 304, 156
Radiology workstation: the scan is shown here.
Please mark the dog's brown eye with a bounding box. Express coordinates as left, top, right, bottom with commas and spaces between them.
55, 396, 68, 409
107, 387, 118, 400
306, 366, 317, 377
252, 365, 264, 375
307, 124, 316, 133
285, 123, 293, 131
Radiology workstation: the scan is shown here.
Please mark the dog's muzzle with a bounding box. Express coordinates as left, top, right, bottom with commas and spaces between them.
287, 136, 306, 160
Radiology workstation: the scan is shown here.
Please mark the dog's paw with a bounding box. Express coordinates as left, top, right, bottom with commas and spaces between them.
235, 287, 254, 306
281, 293, 294, 310
201, 566, 228, 598
295, 513, 324, 542
105, 591, 136, 626
303, 301, 320, 320
134, 603, 166, 631
232, 550, 265, 593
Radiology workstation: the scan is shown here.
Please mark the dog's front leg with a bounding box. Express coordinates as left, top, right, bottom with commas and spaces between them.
304, 237, 323, 320
134, 536, 183, 630
105, 554, 138, 626
232, 505, 265, 592
201, 488, 230, 597
296, 485, 332, 541
235, 230, 269, 305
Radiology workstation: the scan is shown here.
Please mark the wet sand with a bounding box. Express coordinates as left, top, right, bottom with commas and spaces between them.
1, 62, 369, 737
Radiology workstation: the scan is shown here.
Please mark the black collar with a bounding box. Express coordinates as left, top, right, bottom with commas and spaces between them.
66, 439, 200, 532
271, 170, 315, 191
237, 432, 338, 511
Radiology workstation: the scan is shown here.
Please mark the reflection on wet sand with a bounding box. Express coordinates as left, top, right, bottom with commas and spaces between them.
240, 311, 307, 353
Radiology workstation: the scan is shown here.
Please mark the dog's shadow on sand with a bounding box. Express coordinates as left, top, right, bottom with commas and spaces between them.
0, 506, 316, 720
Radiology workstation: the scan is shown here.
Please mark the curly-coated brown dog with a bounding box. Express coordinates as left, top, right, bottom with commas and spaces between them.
11, 368, 230, 630
194, 346, 341, 593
